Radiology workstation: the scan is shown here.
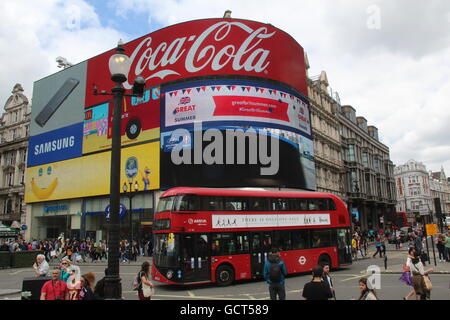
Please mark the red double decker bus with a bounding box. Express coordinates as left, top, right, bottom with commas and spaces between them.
152, 187, 352, 286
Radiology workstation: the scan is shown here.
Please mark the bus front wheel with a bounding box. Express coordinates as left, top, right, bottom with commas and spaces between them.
215, 265, 235, 287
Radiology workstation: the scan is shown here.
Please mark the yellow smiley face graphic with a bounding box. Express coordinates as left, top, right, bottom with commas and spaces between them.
31, 166, 58, 199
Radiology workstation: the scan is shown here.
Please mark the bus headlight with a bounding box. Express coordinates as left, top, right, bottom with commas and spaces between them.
166, 270, 174, 279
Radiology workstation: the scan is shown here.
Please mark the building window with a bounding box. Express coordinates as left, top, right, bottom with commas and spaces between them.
3, 199, 12, 215
362, 152, 368, 167
347, 145, 356, 162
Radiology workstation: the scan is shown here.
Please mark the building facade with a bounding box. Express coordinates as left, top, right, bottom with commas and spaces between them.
306, 65, 345, 200
429, 167, 450, 228
339, 105, 396, 232
0, 84, 31, 231
394, 160, 434, 226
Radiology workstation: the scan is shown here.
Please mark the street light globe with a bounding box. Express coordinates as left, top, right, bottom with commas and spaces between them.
109, 41, 131, 83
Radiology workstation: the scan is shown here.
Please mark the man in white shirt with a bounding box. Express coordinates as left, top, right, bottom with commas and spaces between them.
33, 254, 49, 277
322, 264, 336, 300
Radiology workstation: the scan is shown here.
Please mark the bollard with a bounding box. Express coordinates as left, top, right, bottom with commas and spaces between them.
384, 255, 387, 270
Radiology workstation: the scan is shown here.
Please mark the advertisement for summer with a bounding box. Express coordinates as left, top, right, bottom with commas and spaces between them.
163, 81, 310, 135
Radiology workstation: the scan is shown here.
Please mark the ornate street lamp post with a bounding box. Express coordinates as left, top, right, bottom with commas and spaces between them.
94, 40, 145, 299
123, 181, 139, 243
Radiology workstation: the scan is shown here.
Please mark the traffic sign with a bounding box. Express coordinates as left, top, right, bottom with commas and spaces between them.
425, 224, 437, 236
105, 204, 127, 220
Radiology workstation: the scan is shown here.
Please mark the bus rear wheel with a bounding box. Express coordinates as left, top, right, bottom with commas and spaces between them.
318, 254, 332, 268
215, 265, 235, 287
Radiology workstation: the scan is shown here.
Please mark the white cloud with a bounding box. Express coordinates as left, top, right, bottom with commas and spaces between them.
0, 0, 124, 106
2, 0, 449, 175
106, 0, 450, 173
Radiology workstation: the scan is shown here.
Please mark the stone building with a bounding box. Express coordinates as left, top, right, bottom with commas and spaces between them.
394, 160, 434, 226
0, 84, 31, 231
306, 57, 345, 200
339, 105, 396, 231
429, 167, 450, 228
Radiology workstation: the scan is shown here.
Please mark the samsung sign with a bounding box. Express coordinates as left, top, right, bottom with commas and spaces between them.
27, 122, 83, 167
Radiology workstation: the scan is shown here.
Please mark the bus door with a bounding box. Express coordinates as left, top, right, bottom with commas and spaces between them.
181, 234, 210, 282
336, 228, 352, 265
250, 231, 273, 278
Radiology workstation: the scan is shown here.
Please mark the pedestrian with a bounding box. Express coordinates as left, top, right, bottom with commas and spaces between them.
120, 241, 129, 263
372, 236, 383, 258
263, 248, 288, 300
351, 236, 358, 260
413, 232, 423, 255
362, 234, 368, 256
408, 250, 433, 300
33, 254, 49, 277
79, 272, 98, 300
436, 234, 446, 262
321, 263, 336, 300
401, 247, 415, 300
40, 268, 69, 300
147, 239, 153, 257
302, 265, 333, 300
94, 268, 109, 299
357, 236, 365, 259
67, 265, 82, 300
59, 258, 71, 282
380, 234, 386, 258
358, 277, 378, 300
137, 261, 154, 300
444, 231, 450, 262
101, 241, 108, 260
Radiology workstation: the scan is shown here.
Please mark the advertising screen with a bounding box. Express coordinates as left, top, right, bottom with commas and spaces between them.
82, 87, 160, 154
25, 142, 160, 203
26, 18, 309, 203
160, 80, 316, 190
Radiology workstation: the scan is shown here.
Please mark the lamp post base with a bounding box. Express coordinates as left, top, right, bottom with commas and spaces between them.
104, 275, 123, 300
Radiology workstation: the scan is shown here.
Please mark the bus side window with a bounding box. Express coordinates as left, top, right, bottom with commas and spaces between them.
224, 197, 247, 211
274, 230, 291, 251
308, 199, 319, 211
298, 199, 308, 211
236, 233, 250, 253
328, 199, 337, 211
311, 229, 331, 248
202, 196, 224, 211
250, 198, 270, 211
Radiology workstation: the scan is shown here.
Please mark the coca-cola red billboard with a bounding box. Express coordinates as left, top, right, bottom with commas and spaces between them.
86, 18, 307, 107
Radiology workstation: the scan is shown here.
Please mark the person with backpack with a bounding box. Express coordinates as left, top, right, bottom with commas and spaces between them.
263, 248, 288, 300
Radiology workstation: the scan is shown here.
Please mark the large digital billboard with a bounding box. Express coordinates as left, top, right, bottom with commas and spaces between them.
26, 18, 311, 203
160, 80, 316, 190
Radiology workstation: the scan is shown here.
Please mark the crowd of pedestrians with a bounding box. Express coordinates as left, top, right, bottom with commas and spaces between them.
20, 236, 154, 300
1, 237, 154, 263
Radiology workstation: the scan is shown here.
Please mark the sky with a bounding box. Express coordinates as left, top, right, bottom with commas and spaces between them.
1, 0, 449, 176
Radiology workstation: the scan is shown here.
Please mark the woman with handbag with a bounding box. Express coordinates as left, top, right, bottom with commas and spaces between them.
401, 248, 415, 300
408, 251, 433, 300
138, 261, 154, 300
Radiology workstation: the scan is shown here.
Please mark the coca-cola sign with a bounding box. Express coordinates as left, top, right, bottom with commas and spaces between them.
86, 19, 307, 107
